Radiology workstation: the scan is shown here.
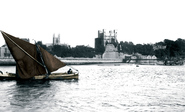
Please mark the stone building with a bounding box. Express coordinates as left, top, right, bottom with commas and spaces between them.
95, 29, 118, 50
0, 45, 12, 58
95, 29, 119, 59
0, 38, 29, 58
102, 44, 119, 59
53, 34, 60, 45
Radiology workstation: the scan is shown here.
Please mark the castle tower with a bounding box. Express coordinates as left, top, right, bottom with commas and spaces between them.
53, 34, 60, 45
114, 30, 118, 43
95, 29, 119, 56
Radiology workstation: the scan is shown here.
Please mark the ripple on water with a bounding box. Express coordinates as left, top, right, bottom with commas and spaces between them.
0, 65, 185, 111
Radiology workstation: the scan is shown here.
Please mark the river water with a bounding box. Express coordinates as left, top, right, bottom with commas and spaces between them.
0, 64, 185, 112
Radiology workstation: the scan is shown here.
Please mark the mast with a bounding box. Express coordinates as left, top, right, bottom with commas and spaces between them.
35, 42, 51, 79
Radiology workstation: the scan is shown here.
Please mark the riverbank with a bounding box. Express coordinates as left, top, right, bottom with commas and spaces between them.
61, 58, 123, 65
0, 58, 123, 65
0, 58, 16, 66
0, 57, 184, 66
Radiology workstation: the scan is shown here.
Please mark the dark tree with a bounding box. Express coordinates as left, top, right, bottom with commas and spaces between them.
72, 45, 95, 58
164, 39, 180, 58
52, 45, 62, 57
119, 41, 135, 54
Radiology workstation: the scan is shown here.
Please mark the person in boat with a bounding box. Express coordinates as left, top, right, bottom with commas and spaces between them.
68, 68, 72, 74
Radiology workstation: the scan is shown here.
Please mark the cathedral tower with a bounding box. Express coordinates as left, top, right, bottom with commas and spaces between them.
53, 34, 60, 45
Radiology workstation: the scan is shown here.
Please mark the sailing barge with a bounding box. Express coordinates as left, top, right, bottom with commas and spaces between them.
0, 31, 79, 80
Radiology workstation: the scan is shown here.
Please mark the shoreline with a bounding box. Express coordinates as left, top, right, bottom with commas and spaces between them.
0, 58, 183, 66
0, 58, 162, 66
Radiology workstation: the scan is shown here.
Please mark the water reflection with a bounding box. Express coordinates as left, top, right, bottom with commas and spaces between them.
9, 79, 79, 111
8, 80, 50, 110
16, 80, 51, 87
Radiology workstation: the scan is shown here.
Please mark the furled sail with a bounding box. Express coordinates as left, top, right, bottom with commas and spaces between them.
1, 31, 66, 79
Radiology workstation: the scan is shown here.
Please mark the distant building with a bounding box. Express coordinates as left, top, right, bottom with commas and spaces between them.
102, 44, 119, 59
53, 34, 60, 45
0, 45, 12, 58
95, 29, 119, 59
21, 38, 30, 42
95, 29, 118, 55
0, 38, 29, 58
153, 44, 166, 50
45, 34, 68, 48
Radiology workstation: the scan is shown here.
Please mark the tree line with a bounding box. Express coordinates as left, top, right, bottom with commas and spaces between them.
37, 38, 185, 59
37, 42, 95, 58
154, 38, 185, 60
118, 38, 185, 60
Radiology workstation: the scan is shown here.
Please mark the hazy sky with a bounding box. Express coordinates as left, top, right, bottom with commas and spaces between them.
1, 0, 185, 47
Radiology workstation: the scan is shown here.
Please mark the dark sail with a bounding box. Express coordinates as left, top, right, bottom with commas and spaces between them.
40, 47, 66, 72
1, 31, 66, 79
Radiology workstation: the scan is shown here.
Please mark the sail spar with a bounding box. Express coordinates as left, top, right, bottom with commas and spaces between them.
1, 31, 66, 79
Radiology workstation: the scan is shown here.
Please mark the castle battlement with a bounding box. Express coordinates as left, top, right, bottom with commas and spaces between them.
97, 29, 118, 47
95, 29, 119, 59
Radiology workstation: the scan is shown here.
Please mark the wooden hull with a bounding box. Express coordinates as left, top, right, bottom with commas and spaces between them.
0, 72, 79, 80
